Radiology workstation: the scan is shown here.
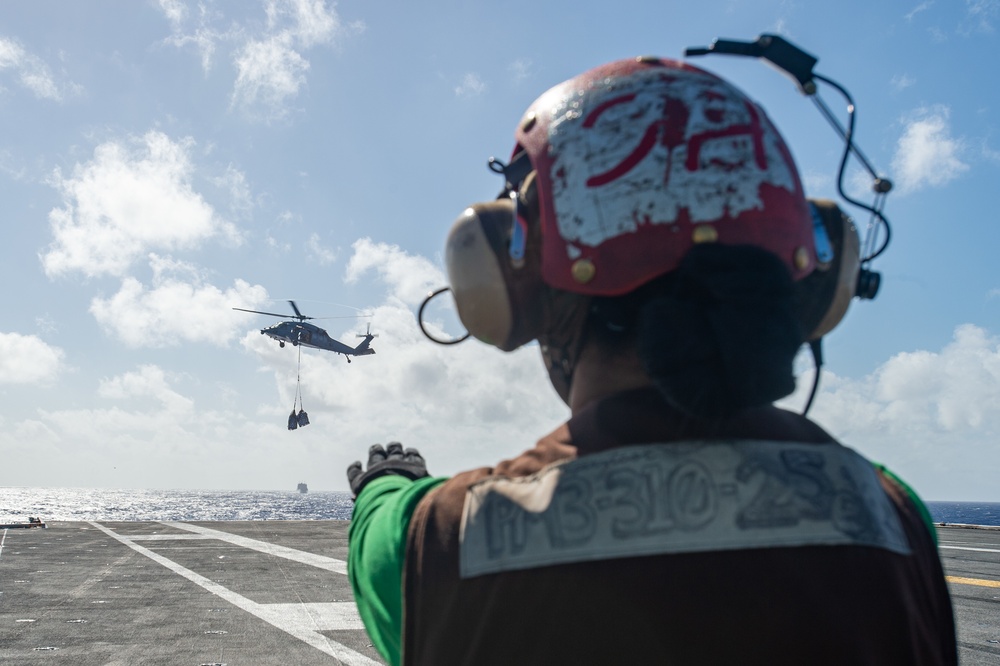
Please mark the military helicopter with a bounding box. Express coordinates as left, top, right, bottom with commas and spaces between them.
233, 300, 376, 362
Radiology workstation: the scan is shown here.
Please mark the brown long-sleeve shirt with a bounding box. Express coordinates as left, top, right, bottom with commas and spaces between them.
402, 388, 956, 665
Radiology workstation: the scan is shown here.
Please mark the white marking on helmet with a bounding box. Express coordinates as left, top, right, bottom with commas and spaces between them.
547, 68, 797, 255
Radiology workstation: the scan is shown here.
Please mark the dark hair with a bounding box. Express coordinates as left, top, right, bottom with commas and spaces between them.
588, 244, 803, 419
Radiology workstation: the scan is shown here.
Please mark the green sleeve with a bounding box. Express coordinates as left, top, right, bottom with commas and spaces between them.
348, 474, 448, 666
873, 462, 938, 545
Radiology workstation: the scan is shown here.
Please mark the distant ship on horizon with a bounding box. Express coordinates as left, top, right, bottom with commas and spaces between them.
297, 482, 308, 494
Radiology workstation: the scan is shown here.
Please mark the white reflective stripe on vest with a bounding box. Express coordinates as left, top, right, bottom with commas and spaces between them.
459, 440, 911, 579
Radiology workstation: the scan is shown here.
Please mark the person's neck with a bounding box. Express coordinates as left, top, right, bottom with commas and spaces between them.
568, 341, 652, 414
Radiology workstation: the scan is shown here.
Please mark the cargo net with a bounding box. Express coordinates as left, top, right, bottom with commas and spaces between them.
288, 343, 310, 430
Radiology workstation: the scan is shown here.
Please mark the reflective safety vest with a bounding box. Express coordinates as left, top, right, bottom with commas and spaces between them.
458, 440, 912, 578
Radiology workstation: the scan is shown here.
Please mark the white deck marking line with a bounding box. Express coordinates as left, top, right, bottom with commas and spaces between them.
940, 545, 1000, 554
90, 521, 377, 666
258, 602, 366, 631
128, 534, 214, 541
158, 521, 349, 575
0, 529, 7, 561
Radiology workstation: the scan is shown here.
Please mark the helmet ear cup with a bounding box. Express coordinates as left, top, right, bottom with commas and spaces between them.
794, 199, 862, 341
445, 203, 516, 348
445, 173, 546, 351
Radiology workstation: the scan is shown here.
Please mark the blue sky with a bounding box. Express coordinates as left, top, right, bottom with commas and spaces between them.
1, 0, 998, 500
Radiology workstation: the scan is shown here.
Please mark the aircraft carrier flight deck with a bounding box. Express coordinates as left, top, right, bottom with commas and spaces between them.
1, 521, 998, 665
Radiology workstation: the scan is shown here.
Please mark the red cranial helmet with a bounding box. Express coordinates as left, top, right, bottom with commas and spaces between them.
513, 56, 816, 296
440, 53, 865, 407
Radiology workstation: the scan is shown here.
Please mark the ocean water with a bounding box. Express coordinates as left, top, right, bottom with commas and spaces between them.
2, 488, 998, 527
926, 501, 1000, 527
0, 487, 355, 523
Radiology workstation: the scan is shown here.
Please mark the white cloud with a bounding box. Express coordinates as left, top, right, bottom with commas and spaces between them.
4, 238, 566, 488
509, 58, 533, 84
345, 19, 367, 35
98, 364, 194, 414
455, 73, 487, 98
159, 0, 344, 119
305, 233, 338, 264
265, 0, 339, 48
231, 34, 309, 118
0, 36, 78, 101
846, 167, 877, 200
890, 73, 916, 91
267, 236, 292, 253
1, 359, 293, 490
236, 240, 565, 475
965, 0, 999, 32
157, 0, 188, 27
982, 138, 1000, 163
231, 0, 341, 119
0, 332, 65, 384
35, 315, 58, 336
928, 26, 949, 42
239, 298, 566, 477
213, 164, 254, 216
0, 37, 25, 69
891, 106, 969, 194
780, 324, 1000, 500
20, 237, 1000, 496
89, 254, 269, 348
344, 238, 446, 305
42, 130, 239, 279
158, 0, 227, 73
168, 31, 220, 75
23, 367, 211, 475
800, 169, 832, 195
0, 147, 27, 180
905, 1, 934, 21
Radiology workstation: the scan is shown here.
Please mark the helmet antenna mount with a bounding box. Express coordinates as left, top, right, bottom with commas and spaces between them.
488, 152, 533, 194
487, 154, 531, 264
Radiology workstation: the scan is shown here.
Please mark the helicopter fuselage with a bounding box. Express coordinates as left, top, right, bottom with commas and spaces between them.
261, 321, 376, 358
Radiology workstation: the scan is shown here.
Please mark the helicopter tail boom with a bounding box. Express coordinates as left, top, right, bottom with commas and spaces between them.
352, 336, 376, 355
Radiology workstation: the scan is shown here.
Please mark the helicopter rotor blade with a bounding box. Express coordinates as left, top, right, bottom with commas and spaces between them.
233, 307, 294, 319
356, 322, 379, 338
288, 300, 313, 321
311, 315, 371, 320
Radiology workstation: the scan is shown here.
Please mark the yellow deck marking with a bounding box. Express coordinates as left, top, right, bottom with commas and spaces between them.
946, 576, 1000, 588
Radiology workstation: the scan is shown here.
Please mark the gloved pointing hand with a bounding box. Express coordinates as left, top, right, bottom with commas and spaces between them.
347, 442, 429, 498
